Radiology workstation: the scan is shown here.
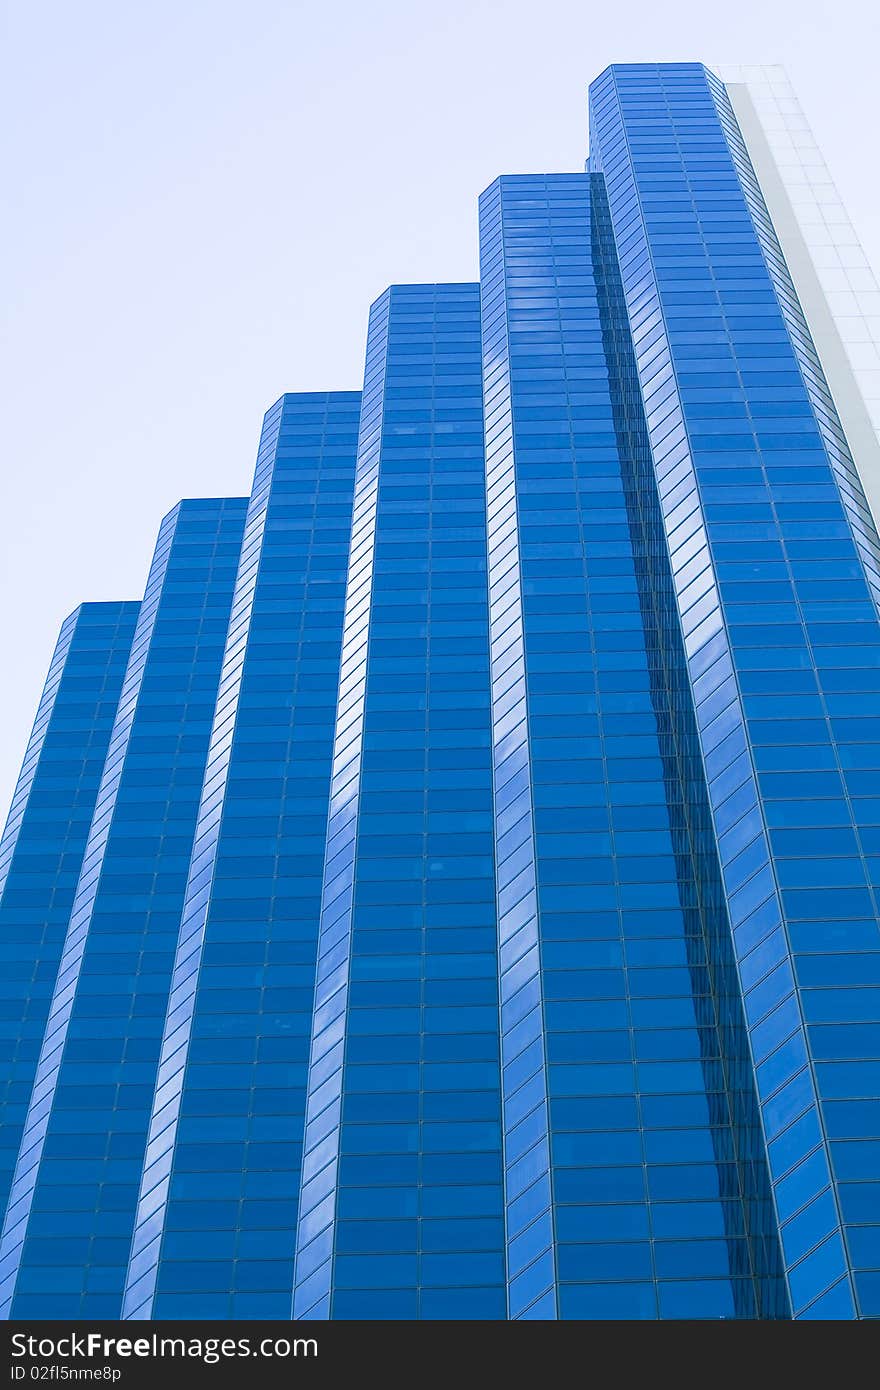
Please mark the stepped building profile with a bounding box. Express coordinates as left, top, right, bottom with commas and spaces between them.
1, 64, 879, 1320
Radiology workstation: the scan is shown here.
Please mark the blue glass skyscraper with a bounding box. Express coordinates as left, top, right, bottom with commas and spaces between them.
1, 63, 879, 1320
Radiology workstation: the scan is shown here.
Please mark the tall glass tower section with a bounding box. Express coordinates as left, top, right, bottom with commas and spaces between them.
1, 63, 879, 1320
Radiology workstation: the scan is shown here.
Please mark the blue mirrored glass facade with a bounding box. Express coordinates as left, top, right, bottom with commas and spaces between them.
292, 286, 505, 1322
0, 603, 139, 1223
0, 501, 247, 1319
1, 62, 879, 1320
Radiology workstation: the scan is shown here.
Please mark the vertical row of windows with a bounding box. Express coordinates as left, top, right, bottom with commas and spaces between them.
6, 501, 246, 1319
0, 604, 138, 1219
480, 178, 557, 1320
122, 401, 287, 1319
592, 172, 789, 1318
710, 72, 880, 612
144, 397, 359, 1319
590, 61, 880, 1318
482, 172, 778, 1319
293, 305, 390, 1319
322, 286, 506, 1320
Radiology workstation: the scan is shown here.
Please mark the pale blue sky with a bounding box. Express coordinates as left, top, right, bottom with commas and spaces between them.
2, 0, 879, 817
